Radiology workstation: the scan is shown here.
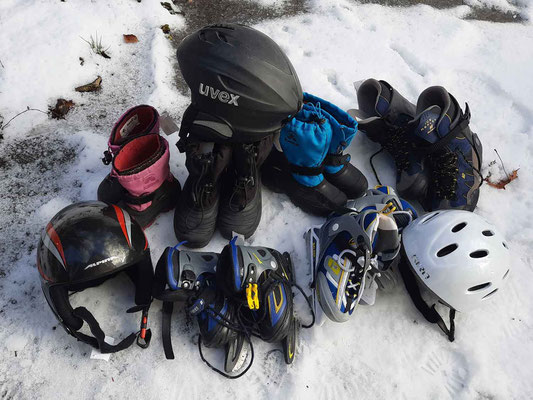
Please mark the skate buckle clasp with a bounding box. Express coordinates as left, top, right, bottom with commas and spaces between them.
246, 283, 259, 309
379, 202, 396, 216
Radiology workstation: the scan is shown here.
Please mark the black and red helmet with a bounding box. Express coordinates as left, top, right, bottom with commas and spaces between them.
36, 201, 153, 353
177, 23, 303, 145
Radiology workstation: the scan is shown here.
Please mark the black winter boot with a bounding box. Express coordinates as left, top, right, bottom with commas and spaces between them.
173, 141, 232, 248
218, 135, 273, 239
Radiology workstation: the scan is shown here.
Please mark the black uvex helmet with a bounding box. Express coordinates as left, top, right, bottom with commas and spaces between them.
36, 201, 153, 353
177, 23, 303, 146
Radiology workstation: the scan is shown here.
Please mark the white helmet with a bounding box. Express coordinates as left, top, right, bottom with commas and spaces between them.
400, 210, 511, 340
402, 210, 511, 312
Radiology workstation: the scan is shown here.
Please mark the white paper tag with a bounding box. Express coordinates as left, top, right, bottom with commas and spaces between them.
353, 79, 365, 92
160, 112, 179, 136
90, 336, 115, 361
120, 115, 139, 138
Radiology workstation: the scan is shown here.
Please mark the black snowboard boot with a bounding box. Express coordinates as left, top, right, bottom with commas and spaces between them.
407, 86, 483, 211
218, 136, 273, 239
173, 141, 232, 248
349, 79, 429, 202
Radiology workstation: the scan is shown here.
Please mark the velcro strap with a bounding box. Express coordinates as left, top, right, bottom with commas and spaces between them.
325, 153, 350, 166
289, 163, 325, 176
123, 190, 156, 205
162, 302, 175, 359
72, 307, 137, 353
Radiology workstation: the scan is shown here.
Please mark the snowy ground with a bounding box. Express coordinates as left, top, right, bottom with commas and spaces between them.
1, 0, 533, 399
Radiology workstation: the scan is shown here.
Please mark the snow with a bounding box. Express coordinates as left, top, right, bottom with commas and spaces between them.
1, 0, 533, 399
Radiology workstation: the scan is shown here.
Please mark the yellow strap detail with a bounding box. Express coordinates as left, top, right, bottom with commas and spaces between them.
246, 283, 260, 309
253, 284, 259, 309
379, 202, 396, 216
246, 284, 255, 309
252, 253, 263, 264
288, 342, 294, 359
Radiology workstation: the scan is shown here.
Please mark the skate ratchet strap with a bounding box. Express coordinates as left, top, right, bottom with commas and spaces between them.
417, 104, 471, 157
324, 153, 350, 166
398, 252, 455, 342
379, 202, 397, 216
246, 283, 259, 310
71, 307, 138, 353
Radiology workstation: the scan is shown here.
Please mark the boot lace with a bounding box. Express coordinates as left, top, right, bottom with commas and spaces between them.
185, 156, 213, 230
430, 145, 484, 200
369, 124, 412, 185
335, 249, 369, 304
228, 144, 257, 212
430, 151, 459, 200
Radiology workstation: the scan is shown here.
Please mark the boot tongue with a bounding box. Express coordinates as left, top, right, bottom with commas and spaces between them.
357, 79, 392, 118
375, 81, 392, 117
414, 105, 442, 144
413, 86, 458, 144
230, 144, 256, 210
114, 134, 162, 172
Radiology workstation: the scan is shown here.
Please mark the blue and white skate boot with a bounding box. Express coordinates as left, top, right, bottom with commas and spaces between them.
347, 185, 417, 297
305, 213, 373, 324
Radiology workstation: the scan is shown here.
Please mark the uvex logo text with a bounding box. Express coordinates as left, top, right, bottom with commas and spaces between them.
199, 83, 240, 106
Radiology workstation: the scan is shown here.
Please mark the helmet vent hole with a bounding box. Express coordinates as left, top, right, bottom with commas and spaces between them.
503, 269, 510, 280
470, 250, 488, 258
482, 230, 494, 236
502, 242, 508, 249
482, 288, 498, 299
257, 249, 266, 257
452, 222, 467, 232
216, 31, 228, 43
421, 212, 440, 224
468, 282, 491, 292
437, 244, 458, 257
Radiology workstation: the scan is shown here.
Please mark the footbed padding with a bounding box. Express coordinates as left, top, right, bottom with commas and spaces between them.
112, 106, 158, 144
114, 134, 161, 172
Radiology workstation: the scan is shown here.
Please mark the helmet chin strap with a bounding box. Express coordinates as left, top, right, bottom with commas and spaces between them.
71, 306, 150, 353
398, 253, 456, 342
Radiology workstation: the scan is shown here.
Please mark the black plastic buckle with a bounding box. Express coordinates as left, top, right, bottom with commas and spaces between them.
102, 150, 113, 165
176, 137, 187, 153
136, 308, 151, 349
188, 297, 206, 316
